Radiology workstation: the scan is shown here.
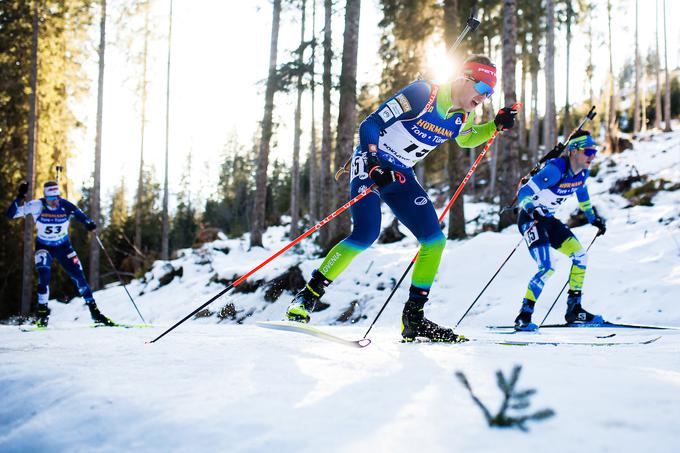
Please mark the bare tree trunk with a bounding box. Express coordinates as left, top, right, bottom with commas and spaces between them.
498, 0, 519, 230
319, 0, 332, 246
21, 0, 40, 316
633, 0, 640, 134
587, 7, 594, 108
563, 0, 572, 135
161, 0, 173, 260
519, 48, 527, 149
89, 0, 106, 289
543, 0, 556, 148
654, 0, 662, 130
329, 0, 361, 242
606, 0, 617, 151
308, 0, 319, 222
250, 0, 282, 247
134, 3, 150, 268
290, 0, 307, 238
662, 0, 672, 132
486, 95, 497, 199
443, 0, 465, 238
529, 12, 540, 160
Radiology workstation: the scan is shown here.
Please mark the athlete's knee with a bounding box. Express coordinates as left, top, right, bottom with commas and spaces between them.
346, 225, 380, 249
535, 263, 555, 281
419, 231, 446, 253
571, 248, 587, 268
34, 249, 50, 269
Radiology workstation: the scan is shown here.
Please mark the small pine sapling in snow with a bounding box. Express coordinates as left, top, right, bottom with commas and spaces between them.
455, 365, 555, 431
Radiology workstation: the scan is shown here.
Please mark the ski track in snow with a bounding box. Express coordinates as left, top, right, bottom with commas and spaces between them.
1, 128, 679, 452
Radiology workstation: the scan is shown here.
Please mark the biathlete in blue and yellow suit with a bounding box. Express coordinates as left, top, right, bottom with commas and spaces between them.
6, 180, 115, 327
513, 130, 607, 331
287, 55, 519, 342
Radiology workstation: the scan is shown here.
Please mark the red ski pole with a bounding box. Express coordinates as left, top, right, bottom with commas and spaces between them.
362, 103, 521, 338
148, 183, 378, 343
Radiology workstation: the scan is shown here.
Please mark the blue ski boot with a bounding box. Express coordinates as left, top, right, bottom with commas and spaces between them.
514, 299, 538, 331
564, 290, 604, 325
286, 270, 330, 323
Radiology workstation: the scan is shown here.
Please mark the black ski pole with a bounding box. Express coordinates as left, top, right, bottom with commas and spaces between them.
454, 230, 532, 328
538, 233, 600, 327
95, 234, 147, 325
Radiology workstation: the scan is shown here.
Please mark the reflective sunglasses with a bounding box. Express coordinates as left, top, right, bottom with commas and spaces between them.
583, 148, 597, 157
45, 195, 59, 201
465, 77, 494, 98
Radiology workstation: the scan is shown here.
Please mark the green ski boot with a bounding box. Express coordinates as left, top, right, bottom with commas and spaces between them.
286, 270, 330, 323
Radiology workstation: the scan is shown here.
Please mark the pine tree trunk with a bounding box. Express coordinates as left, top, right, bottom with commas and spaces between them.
519, 48, 527, 149
563, 0, 572, 135
250, 0, 282, 247
89, 0, 106, 289
543, 0, 556, 148
654, 0, 662, 130
498, 0, 519, 230
319, 0, 332, 246
662, 0, 672, 132
161, 0, 173, 260
587, 10, 594, 108
606, 0, 617, 151
308, 0, 318, 222
529, 14, 540, 160
134, 3, 150, 268
329, 0, 361, 242
633, 0, 640, 134
290, 0, 306, 238
443, 0, 464, 238
21, 0, 40, 316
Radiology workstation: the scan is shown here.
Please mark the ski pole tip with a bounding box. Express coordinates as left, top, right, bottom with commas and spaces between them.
358, 338, 372, 348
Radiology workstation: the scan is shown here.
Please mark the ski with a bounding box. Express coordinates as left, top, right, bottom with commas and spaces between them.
256, 321, 372, 349
92, 323, 152, 329
491, 336, 661, 347
19, 326, 47, 332
487, 322, 680, 331
539, 322, 680, 330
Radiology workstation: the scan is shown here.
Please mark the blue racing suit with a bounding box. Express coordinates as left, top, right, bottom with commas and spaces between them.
317, 79, 496, 297
516, 156, 597, 306
7, 197, 96, 306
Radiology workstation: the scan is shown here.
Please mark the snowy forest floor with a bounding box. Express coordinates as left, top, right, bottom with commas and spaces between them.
2, 128, 680, 452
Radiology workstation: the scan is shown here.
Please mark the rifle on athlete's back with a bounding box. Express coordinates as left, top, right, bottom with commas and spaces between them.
506, 106, 597, 210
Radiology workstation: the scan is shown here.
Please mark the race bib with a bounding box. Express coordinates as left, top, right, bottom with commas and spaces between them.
524, 224, 540, 247
378, 123, 436, 167
36, 221, 69, 244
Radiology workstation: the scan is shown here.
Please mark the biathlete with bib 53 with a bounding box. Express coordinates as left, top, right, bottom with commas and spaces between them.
7, 181, 115, 328
286, 55, 518, 343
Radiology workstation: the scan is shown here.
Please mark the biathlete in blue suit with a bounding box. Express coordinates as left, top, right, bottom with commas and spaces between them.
7, 180, 114, 327
514, 130, 607, 331
287, 55, 519, 342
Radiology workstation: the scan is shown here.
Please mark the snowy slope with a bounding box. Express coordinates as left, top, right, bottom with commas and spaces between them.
1, 129, 679, 453
40, 126, 680, 331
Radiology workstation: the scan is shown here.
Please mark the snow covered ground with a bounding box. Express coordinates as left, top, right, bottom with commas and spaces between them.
1, 129, 679, 452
